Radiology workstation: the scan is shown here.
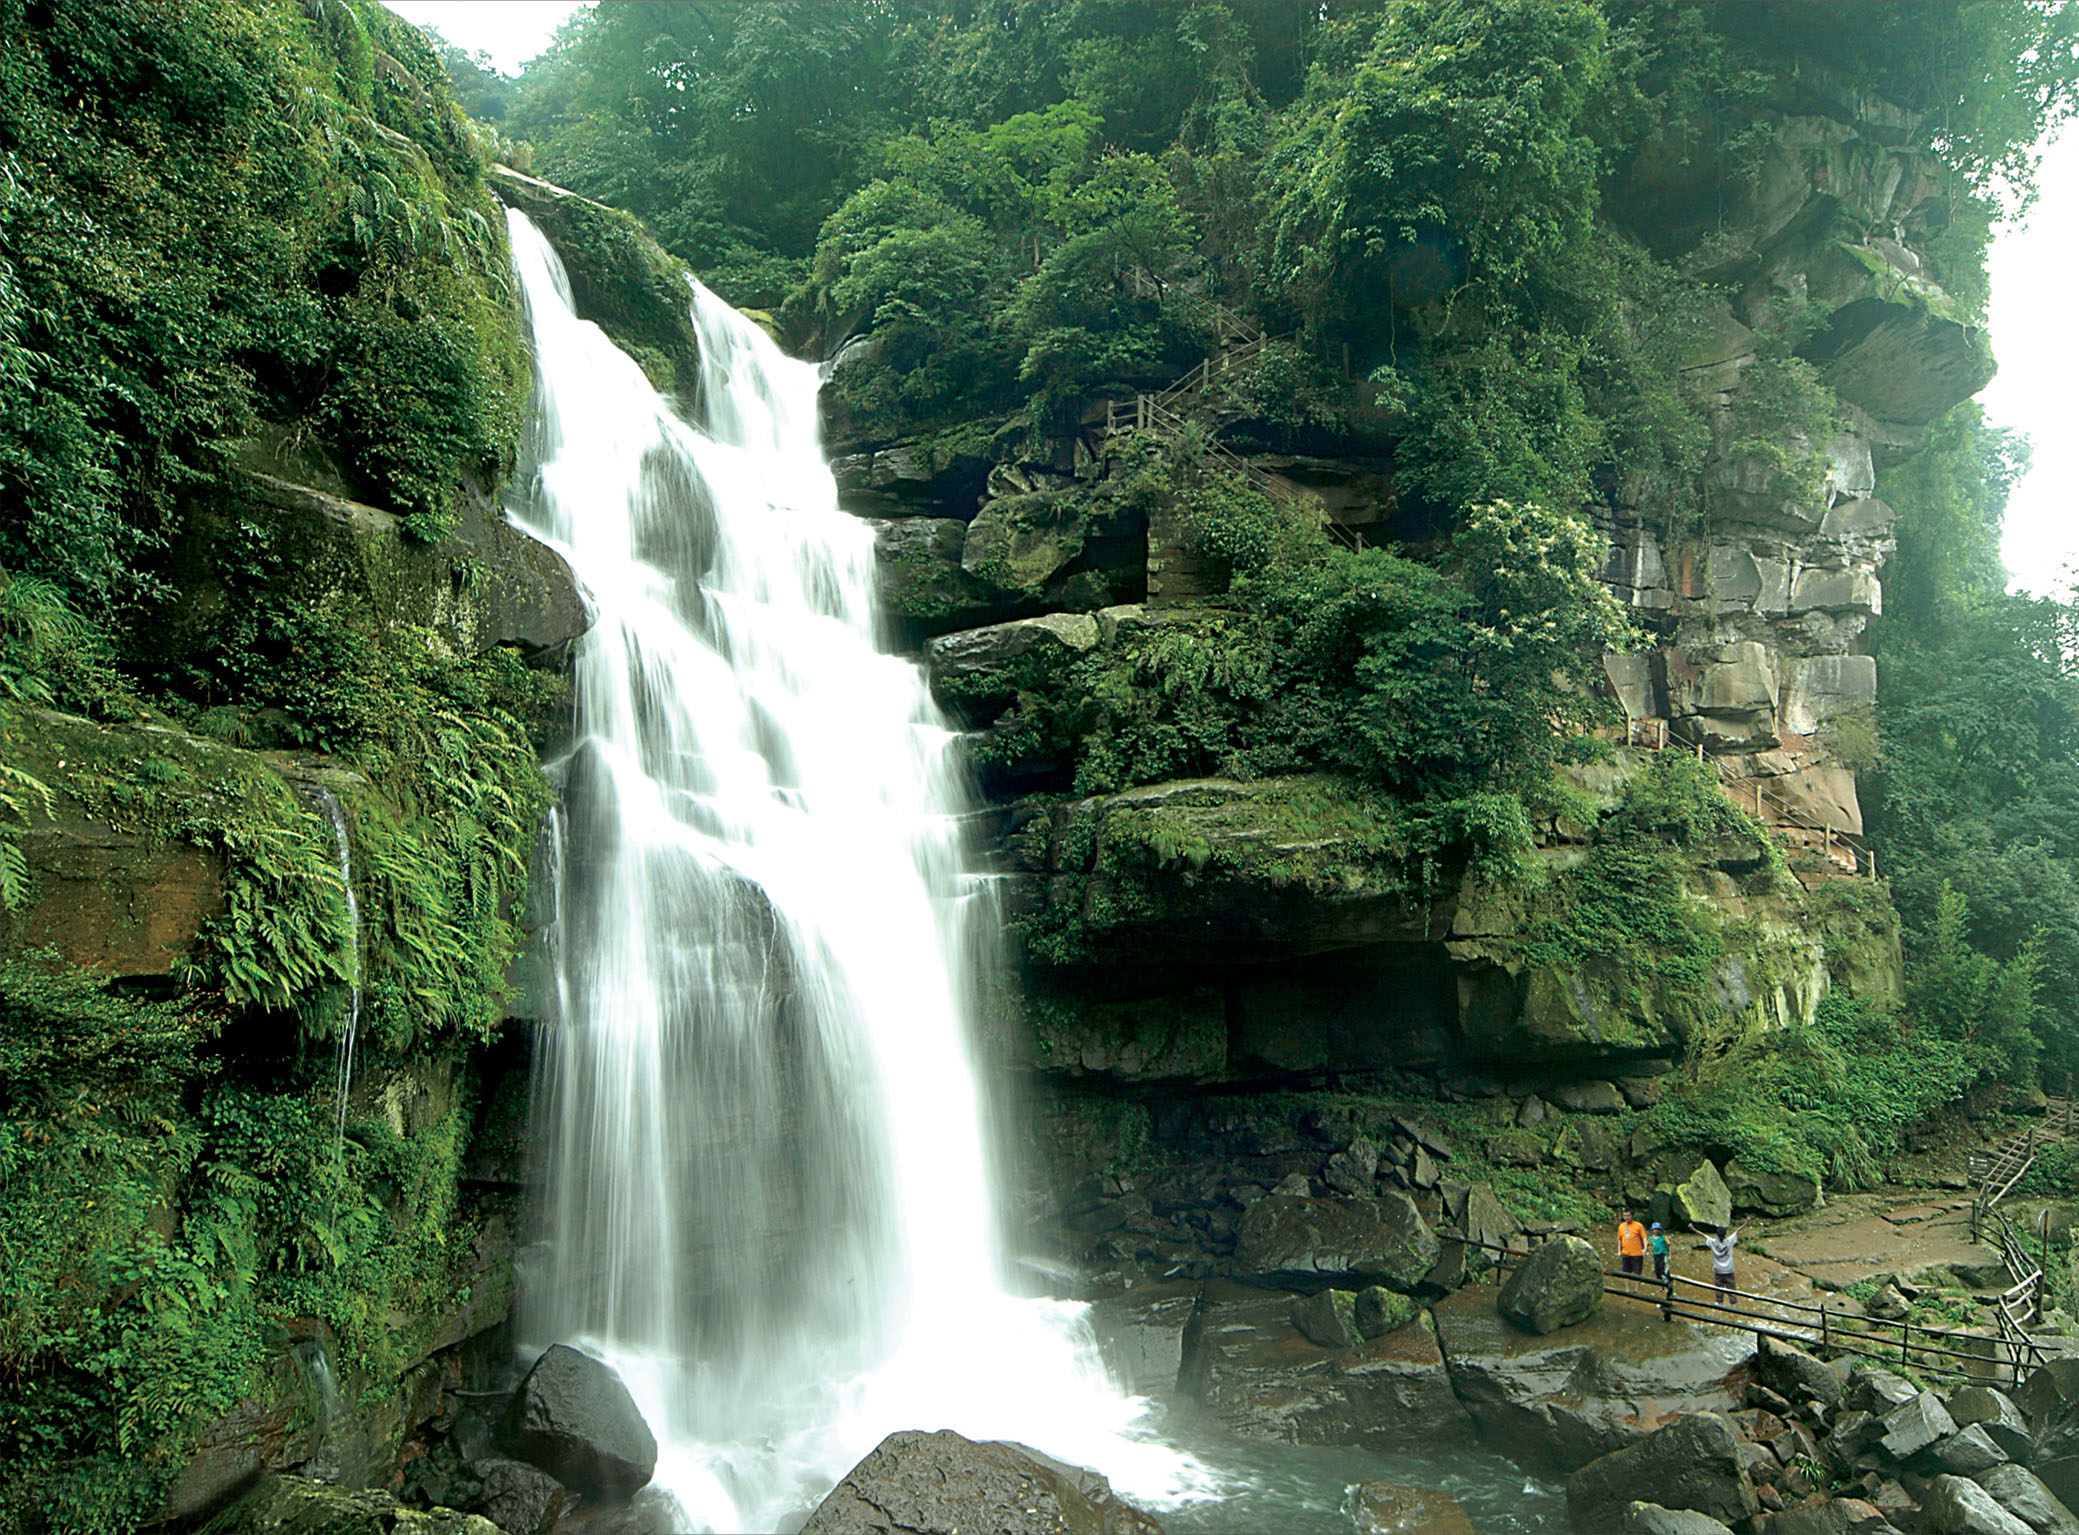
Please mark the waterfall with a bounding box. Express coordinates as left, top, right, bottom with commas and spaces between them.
502, 211, 1205, 1531
309, 784, 361, 1153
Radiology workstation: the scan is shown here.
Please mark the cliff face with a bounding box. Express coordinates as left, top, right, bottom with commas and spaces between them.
820, 78, 1958, 1105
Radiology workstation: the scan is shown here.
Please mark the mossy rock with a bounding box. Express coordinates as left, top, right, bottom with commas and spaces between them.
488, 167, 703, 398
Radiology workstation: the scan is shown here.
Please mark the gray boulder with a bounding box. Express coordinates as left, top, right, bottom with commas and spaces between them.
501, 1344, 658, 1500
1671, 1161, 1733, 1231
1850, 1364, 1920, 1413
1765, 1500, 1894, 1534
1883, 1389, 1961, 1461
800, 1429, 1165, 1534
1976, 1463, 2079, 1535
1497, 1236, 1604, 1335
1619, 1504, 1735, 1535
1550, 1080, 1626, 1114
2032, 1397, 2079, 1508
1324, 1142, 1381, 1195
1753, 1333, 1845, 1411
1290, 1289, 1361, 1350
1566, 1413, 1758, 1532
1952, 1386, 2035, 1463
1942, 1424, 2017, 1476
1461, 1183, 1522, 1254
1235, 1194, 1440, 1291
1724, 1158, 1822, 1216
472, 1458, 566, 1535
1922, 1473, 2038, 1535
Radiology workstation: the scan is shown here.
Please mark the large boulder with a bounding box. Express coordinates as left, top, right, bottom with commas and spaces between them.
1620, 1507, 1735, 1535
197, 1476, 497, 1535
1177, 1283, 1471, 1448
1753, 1334, 1845, 1411
500, 1344, 658, 1500
1951, 1386, 2035, 1464
473, 1458, 567, 1535
1724, 1158, 1822, 1217
1354, 1481, 1475, 1534
1497, 1236, 1605, 1335
1234, 1193, 1440, 1291
926, 611, 1100, 692
1566, 1413, 1758, 1532
1975, 1464, 2079, 1535
1883, 1389, 1962, 1461
799, 1430, 1165, 1535
1921, 1472, 2038, 1535
1670, 1160, 1733, 1232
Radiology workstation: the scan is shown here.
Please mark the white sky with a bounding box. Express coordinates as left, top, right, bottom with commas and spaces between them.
1985, 130, 2079, 595
385, 0, 590, 76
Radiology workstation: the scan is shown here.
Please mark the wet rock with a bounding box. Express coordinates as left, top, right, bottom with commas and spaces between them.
1671, 1160, 1734, 1231
1566, 1413, 1758, 1532
1354, 1481, 1474, 1534
1518, 1095, 1549, 1127
1766, 1499, 1895, 1534
1619, 1506, 1734, 1535
501, 1344, 658, 1500
1497, 1236, 1604, 1334
1428, 1286, 1748, 1474
1754, 1334, 1845, 1411
1849, 1366, 1919, 1416
197, 1476, 497, 1534
1291, 1289, 1362, 1350
473, 1458, 565, 1535
1178, 1283, 1470, 1448
1942, 1424, 2017, 1476
1324, 1142, 1381, 1196
800, 1430, 1165, 1534
1087, 1283, 1200, 1398
1975, 1463, 2079, 1534
1234, 1194, 1440, 1292
1549, 1079, 1626, 1115
1922, 1472, 2037, 1535
1881, 1389, 1960, 1461
1950, 1386, 2037, 1463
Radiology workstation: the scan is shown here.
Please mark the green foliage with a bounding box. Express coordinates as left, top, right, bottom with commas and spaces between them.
1868, 406, 2079, 1082
0, 957, 489, 1534
0, 0, 525, 611
1644, 993, 1976, 1189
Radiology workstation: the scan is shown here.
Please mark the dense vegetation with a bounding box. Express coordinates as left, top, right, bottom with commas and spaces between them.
0, 5, 553, 1528
7, 0, 2079, 1526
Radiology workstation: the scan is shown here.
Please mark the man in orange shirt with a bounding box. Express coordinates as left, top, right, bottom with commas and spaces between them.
1617, 1209, 1648, 1282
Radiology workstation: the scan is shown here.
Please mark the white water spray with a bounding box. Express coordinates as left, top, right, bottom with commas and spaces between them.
503, 211, 1208, 1530
309, 784, 361, 1152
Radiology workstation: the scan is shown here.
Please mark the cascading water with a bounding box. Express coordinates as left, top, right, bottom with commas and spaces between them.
503, 210, 1208, 1531
309, 784, 361, 1153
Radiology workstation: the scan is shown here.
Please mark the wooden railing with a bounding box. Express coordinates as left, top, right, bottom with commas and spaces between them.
1965, 1093, 2077, 1344
1627, 718, 1876, 878
1465, 1235, 2043, 1384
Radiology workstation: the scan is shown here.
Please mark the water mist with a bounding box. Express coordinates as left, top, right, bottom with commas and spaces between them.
503, 210, 1205, 1531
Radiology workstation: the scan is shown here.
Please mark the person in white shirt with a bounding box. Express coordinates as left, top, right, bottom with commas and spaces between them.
1698, 1224, 1742, 1297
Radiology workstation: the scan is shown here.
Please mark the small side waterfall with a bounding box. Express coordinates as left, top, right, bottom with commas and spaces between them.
309, 784, 361, 1152
503, 211, 1206, 1530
